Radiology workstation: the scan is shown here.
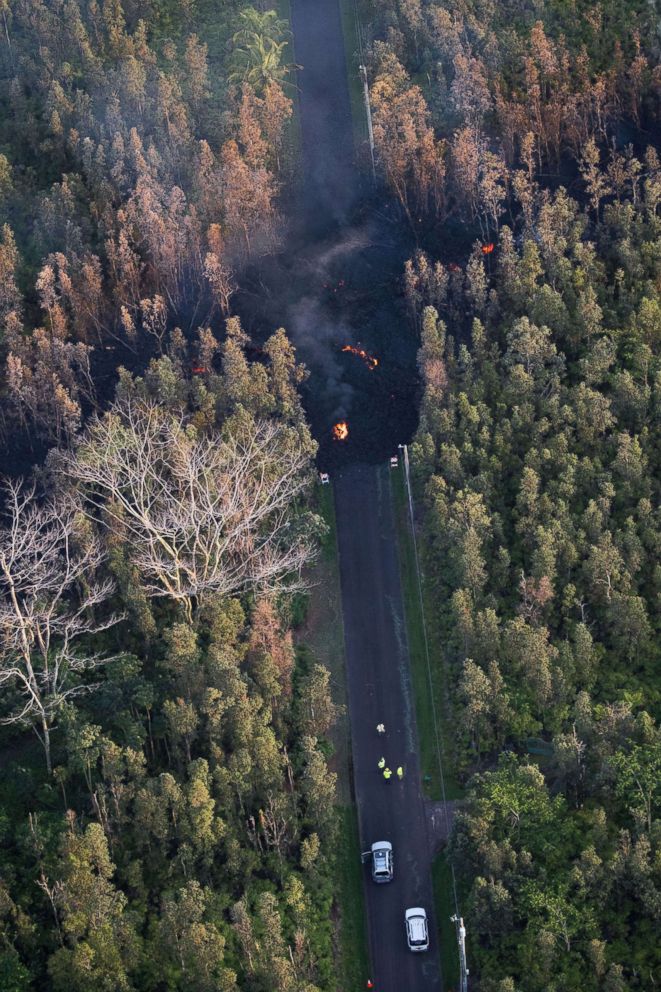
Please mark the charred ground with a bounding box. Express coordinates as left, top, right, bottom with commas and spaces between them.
234, 189, 427, 469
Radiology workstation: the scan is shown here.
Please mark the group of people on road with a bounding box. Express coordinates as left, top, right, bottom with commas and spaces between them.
376, 724, 404, 781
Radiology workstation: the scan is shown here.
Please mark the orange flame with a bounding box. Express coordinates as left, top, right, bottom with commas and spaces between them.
481, 243, 495, 254
333, 421, 349, 441
342, 345, 379, 371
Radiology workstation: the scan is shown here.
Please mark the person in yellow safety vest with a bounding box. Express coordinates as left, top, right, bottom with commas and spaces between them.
397, 766, 404, 780
378, 757, 385, 770
383, 767, 392, 781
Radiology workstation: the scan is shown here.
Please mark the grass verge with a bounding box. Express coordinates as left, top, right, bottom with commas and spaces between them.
432, 852, 461, 989
298, 484, 349, 798
298, 483, 369, 987
391, 464, 462, 801
317, 483, 338, 564
336, 805, 370, 989
337, 0, 369, 152
276, 0, 303, 166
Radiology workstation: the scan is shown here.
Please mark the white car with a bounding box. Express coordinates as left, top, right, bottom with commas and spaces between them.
371, 841, 393, 883
405, 907, 429, 952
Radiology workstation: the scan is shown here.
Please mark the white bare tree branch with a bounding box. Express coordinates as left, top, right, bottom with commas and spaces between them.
61, 397, 317, 620
0, 480, 122, 773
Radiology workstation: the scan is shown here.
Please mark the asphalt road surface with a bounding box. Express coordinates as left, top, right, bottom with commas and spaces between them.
334, 464, 443, 991
289, 0, 359, 226
286, 0, 444, 982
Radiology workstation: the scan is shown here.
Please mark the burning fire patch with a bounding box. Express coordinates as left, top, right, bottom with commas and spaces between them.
333, 421, 349, 441
341, 345, 379, 371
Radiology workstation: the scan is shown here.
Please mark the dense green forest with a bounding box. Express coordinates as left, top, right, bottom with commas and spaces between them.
0, 3, 343, 991
413, 193, 661, 989
0, 327, 341, 992
358, 0, 661, 987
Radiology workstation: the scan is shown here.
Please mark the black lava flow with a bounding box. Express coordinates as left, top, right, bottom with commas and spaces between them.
234, 185, 423, 471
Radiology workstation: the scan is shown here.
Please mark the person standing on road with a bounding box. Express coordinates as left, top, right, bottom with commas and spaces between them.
383, 767, 392, 781
376, 723, 385, 734
378, 757, 385, 770
397, 766, 404, 780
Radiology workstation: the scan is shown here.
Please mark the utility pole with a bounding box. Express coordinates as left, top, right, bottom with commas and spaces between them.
398, 443, 414, 531
359, 63, 376, 182
451, 915, 469, 992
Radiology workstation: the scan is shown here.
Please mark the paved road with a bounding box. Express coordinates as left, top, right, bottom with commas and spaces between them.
334, 464, 442, 991
289, 0, 359, 227
286, 0, 444, 983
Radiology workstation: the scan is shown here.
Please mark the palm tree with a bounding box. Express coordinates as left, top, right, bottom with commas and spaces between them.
233, 7, 290, 45
228, 7, 299, 92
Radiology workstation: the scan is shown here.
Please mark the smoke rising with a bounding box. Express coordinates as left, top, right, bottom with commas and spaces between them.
286, 294, 354, 417
283, 222, 377, 418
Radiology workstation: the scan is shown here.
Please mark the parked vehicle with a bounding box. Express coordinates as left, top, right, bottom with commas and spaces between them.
371, 841, 394, 883
405, 907, 429, 951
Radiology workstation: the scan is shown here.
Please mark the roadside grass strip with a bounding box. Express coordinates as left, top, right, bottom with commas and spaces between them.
336, 805, 371, 990
305, 482, 352, 803
432, 853, 461, 989
391, 464, 462, 801
318, 482, 339, 564
302, 482, 369, 985
338, 0, 370, 151
276, 0, 303, 165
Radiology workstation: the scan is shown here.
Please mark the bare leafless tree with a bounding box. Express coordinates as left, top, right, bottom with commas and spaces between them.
0, 481, 121, 773
62, 398, 316, 621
